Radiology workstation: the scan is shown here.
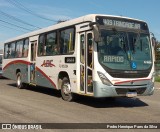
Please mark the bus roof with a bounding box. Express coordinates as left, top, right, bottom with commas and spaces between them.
4, 14, 147, 43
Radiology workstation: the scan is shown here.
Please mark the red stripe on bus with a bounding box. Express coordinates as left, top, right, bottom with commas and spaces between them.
3, 60, 31, 70
3, 60, 57, 89
36, 67, 57, 89
114, 79, 151, 85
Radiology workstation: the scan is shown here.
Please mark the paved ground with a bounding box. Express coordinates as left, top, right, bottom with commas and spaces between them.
155, 82, 160, 89
0, 78, 160, 131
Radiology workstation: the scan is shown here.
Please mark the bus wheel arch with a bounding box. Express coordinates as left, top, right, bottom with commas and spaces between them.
58, 71, 73, 101
58, 71, 70, 89
16, 69, 21, 75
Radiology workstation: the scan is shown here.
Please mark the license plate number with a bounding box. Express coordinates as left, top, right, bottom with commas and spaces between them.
126, 92, 137, 97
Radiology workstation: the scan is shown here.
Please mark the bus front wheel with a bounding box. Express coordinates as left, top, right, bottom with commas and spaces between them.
61, 77, 73, 102
16, 72, 23, 89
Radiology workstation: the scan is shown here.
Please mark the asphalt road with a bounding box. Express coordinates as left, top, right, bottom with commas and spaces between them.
0, 78, 160, 131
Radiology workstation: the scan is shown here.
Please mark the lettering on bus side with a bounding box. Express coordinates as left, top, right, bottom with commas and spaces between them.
104, 56, 124, 63
65, 57, 76, 63
41, 60, 55, 67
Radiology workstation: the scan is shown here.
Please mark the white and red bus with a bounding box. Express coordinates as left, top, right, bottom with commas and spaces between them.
3, 14, 155, 101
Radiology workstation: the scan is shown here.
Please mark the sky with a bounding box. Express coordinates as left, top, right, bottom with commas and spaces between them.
0, 0, 160, 49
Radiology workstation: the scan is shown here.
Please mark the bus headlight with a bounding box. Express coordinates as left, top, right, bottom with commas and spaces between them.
97, 71, 112, 86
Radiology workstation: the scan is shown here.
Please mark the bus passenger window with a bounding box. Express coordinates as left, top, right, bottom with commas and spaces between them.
23, 39, 29, 57
60, 28, 75, 54
38, 35, 45, 56
7, 44, 11, 58
46, 32, 57, 55
10, 42, 16, 58
15, 40, 23, 58
4, 44, 10, 58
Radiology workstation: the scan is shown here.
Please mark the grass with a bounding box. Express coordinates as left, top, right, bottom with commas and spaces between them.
155, 76, 160, 82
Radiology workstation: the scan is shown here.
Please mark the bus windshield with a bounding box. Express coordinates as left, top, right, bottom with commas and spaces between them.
97, 29, 152, 71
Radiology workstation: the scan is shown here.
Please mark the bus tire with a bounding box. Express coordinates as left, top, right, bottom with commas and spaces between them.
61, 77, 73, 102
105, 97, 116, 102
16, 72, 23, 89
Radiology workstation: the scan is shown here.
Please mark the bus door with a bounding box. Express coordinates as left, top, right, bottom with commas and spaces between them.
80, 31, 93, 94
30, 41, 37, 84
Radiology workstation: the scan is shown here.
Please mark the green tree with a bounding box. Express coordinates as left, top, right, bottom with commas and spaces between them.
155, 41, 160, 61
155, 41, 160, 75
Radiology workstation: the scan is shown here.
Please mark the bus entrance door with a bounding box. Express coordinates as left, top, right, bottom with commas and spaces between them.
80, 31, 93, 95
30, 41, 37, 84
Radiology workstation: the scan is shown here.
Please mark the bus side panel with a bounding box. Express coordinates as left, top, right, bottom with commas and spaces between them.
3, 62, 16, 80
35, 68, 56, 89
19, 63, 29, 83
3, 60, 29, 83
35, 56, 77, 92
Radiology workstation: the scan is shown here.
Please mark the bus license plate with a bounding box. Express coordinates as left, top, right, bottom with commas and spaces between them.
126, 92, 137, 97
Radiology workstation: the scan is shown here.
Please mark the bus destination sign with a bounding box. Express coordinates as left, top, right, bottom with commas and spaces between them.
96, 16, 148, 30
103, 19, 141, 29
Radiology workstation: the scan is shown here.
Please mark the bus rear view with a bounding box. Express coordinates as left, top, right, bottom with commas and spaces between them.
92, 16, 154, 98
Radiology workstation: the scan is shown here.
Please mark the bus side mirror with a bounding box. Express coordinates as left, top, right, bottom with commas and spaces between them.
150, 32, 157, 48
89, 22, 101, 42
151, 37, 157, 48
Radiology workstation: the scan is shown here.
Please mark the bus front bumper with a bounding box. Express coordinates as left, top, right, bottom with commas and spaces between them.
93, 81, 154, 98
0, 71, 2, 77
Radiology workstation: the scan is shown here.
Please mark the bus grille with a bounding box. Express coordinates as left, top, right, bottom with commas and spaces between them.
115, 87, 147, 95
110, 72, 149, 78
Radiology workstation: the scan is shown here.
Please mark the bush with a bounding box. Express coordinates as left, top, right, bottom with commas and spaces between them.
155, 76, 160, 82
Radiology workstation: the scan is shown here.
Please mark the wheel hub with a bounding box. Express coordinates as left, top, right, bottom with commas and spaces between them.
17, 76, 21, 86
63, 83, 71, 95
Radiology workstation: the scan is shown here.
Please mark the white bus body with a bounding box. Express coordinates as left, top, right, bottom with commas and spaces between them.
3, 14, 155, 101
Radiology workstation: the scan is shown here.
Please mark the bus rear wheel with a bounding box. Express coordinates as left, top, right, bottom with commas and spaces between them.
16, 72, 23, 89
61, 77, 73, 102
